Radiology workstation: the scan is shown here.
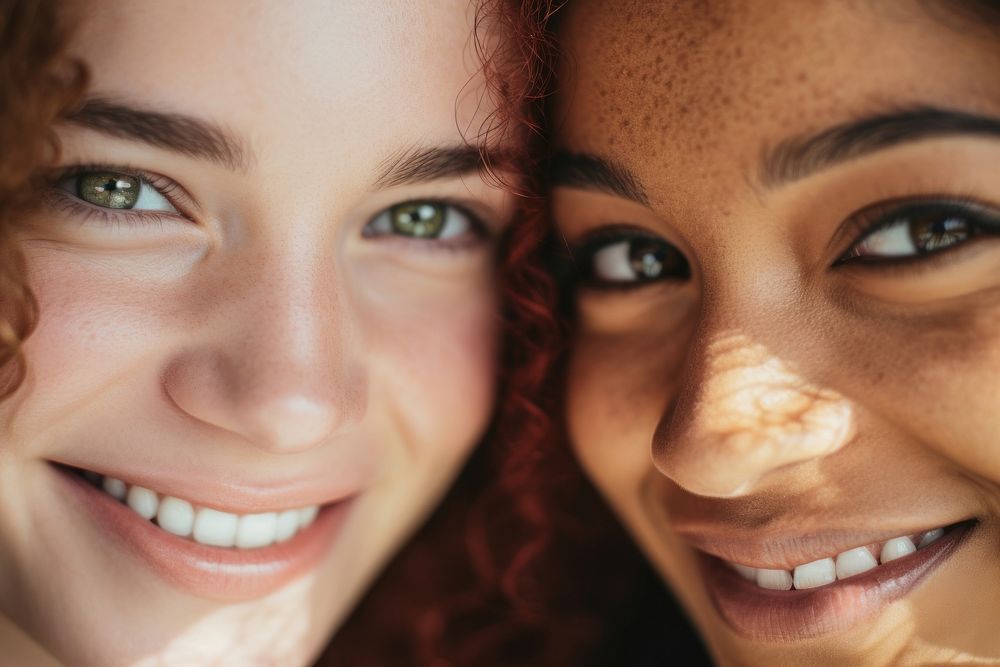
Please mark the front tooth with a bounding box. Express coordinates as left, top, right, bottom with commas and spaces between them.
756, 568, 793, 591
275, 510, 300, 543
102, 477, 127, 501
835, 547, 878, 579
298, 506, 319, 529
193, 508, 239, 547
126, 486, 159, 520
880, 536, 917, 563
732, 563, 757, 582
918, 528, 944, 548
793, 558, 836, 590
157, 497, 194, 537
236, 512, 278, 549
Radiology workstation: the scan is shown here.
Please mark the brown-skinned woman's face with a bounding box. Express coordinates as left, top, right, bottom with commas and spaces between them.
553, 1, 1000, 664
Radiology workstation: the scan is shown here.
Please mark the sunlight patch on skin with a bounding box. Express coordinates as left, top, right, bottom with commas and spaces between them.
659, 333, 855, 497
133, 576, 315, 667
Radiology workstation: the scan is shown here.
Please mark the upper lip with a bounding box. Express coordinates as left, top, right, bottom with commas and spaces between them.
48, 457, 365, 514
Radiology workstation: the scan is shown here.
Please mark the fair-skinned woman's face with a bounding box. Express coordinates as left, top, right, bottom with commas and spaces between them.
0, 1, 511, 665
554, 1, 1000, 664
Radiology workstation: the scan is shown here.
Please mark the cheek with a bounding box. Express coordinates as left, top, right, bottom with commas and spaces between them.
829, 302, 1000, 485
361, 274, 500, 465
566, 326, 688, 504
4, 251, 182, 436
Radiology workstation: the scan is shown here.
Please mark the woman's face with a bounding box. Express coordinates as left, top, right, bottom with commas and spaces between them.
554, 1, 1000, 664
0, 1, 511, 665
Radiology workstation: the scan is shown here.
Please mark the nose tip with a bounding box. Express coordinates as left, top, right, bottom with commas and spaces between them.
163, 351, 365, 455
238, 394, 344, 453
653, 338, 855, 497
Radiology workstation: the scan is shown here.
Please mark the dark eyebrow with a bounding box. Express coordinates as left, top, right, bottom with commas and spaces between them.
373, 145, 489, 188
66, 97, 250, 171
760, 106, 1000, 188
549, 151, 650, 206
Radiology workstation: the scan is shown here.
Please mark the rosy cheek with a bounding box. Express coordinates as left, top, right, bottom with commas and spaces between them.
364, 284, 499, 461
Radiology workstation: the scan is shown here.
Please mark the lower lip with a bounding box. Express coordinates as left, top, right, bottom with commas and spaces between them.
700, 521, 975, 642
52, 464, 353, 602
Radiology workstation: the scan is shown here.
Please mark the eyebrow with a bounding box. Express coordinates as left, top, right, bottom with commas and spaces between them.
760, 106, 1000, 188
549, 151, 650, 205
67, 97, 250, 171
372, 145, 489, 188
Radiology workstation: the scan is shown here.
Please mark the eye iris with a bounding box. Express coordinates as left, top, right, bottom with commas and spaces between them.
390, 202, 445, 238
627, 238, 689, 280
77, 172, 139, 209
910, 213, 970, 253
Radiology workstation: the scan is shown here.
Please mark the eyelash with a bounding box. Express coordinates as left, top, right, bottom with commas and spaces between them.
834, 196, 1000, 269
47, 163, 193, 229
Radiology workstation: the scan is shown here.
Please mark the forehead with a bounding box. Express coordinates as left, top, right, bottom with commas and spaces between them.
554, 0, 1000, 197
68, 0, 490, 163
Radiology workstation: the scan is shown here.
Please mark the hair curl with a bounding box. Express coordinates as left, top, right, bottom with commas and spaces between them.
0, 0, 85, 398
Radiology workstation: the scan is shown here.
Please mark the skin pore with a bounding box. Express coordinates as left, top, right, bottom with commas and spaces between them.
0, 1, 513, 665
552, 1, 1000, 665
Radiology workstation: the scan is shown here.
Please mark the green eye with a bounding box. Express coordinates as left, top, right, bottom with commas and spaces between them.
389, 202, 446, 238
77, 172, 140, 209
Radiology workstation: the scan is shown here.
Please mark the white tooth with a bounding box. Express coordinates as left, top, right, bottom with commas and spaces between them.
157, 496, 194, 538
126, 486, 159, 520
880, 536, 917, 563
918, 528, 944, 548
102, 477, 127, 501
297, 506, 319, 530
730, 563, 757, 581
275, 510, 300, 543
756, 568, 793, 591
193, 508, 238, 547
236, 512, 278, 549
835, 547, 878, 579
793, 558, 836, 590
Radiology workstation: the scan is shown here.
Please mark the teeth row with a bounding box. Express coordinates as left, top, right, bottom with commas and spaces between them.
729, 528, 946, 591
92, 473, 319, 549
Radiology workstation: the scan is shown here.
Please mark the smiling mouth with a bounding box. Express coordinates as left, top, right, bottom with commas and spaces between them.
51, 463, 354, 601
68, 466, 321, 549
724, 525, 951, 591
695, 519, 978, 641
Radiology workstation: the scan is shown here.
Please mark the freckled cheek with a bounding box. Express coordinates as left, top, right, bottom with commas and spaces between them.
845, 331, 1000, 486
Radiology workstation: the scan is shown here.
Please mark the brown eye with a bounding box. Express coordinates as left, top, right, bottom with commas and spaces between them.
577, 231, 690, 287
840, 201, 1000, 263
78, 172, 140, 209
390, 202, 445, 238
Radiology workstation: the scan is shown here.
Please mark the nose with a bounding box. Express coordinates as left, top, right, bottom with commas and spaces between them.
653, 332, 855, 497
164, 256, 366, 454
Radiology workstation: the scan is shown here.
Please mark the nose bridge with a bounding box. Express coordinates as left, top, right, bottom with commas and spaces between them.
164, 247, 367, 453
654, 314, 855, 497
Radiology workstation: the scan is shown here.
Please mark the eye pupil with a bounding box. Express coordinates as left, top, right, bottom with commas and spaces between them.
391, 202, 445, 238
78, 172, 140, 209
